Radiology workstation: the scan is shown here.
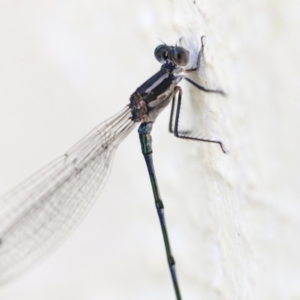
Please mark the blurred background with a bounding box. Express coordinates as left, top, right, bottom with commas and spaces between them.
0, 0, 299, 299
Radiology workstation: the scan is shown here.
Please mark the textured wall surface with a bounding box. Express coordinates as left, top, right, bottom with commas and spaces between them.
0, 1, 299, 300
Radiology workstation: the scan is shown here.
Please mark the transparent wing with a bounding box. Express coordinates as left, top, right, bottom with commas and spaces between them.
0, 105, 136, 284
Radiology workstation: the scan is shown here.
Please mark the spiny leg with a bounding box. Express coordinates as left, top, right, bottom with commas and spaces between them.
168, 92, 176, 133
185, 35, 205, 73
183, 36, 226, 95
169, 89, 192, 136
138, 122, 182, 300
183, 76, 226, 96
169, 87, 189, 136
172, 86, 227, 153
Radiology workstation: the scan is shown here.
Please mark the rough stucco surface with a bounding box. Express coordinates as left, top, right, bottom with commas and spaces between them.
0, 1, 299, 300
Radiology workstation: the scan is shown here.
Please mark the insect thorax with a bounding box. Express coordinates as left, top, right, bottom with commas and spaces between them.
130, 92, 149, 122
129, 63, 180, 123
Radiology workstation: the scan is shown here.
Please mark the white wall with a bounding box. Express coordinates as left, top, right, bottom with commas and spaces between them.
0, 1, 299, 299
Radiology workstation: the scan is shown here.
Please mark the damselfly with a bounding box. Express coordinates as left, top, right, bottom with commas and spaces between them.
0, 36, 225, 300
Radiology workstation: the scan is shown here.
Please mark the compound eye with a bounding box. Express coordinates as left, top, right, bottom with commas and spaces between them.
170, 46, 190, 66
154, 45, 169, 63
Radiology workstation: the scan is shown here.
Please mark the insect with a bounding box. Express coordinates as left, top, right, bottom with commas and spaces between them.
0, 36, 225, 300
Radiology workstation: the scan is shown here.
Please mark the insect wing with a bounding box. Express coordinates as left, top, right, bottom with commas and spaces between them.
0, 106, 135, 283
